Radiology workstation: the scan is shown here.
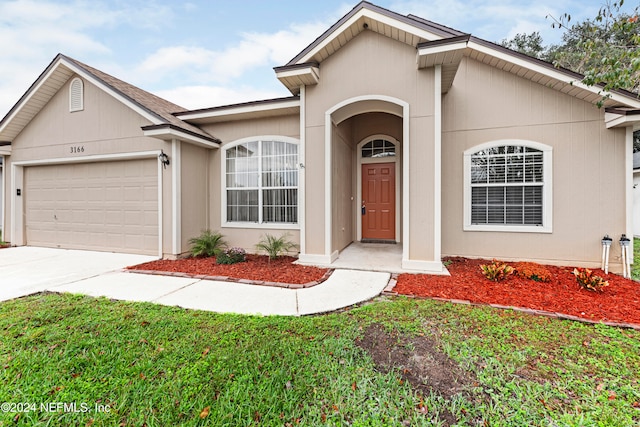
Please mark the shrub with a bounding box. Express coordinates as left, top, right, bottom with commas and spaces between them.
514, 262, 552, 282
188, 230, 227, 258
216, 247, 247, 265
255, 233, 298, 260
480, 259, 515, 282
573, 268, 609, 292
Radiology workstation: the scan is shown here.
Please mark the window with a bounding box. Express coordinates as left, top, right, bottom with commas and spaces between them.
224, 138, 298, 225
69, 77, 84, 112
361, 139, 396, 158
464, 141, 552, 232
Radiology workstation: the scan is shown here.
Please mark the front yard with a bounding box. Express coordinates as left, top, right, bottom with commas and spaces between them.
1, 293, 639, 426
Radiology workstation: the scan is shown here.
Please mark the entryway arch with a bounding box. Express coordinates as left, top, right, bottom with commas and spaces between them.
323, 95, 409, 264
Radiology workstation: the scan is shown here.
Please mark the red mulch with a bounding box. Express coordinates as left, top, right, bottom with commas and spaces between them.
395, 257, 640, 326
127, 255, 328, 285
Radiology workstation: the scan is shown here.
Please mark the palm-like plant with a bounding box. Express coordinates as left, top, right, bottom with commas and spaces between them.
188, 230, 227, 258
255, 233, 298, 261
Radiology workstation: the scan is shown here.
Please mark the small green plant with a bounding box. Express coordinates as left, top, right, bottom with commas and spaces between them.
480, 259, 515, 281
0, 230, 6, 245
573, 268, 609, 292
216, 247, 247, 265
188, 230, 227, 258
255, 233, 298, 260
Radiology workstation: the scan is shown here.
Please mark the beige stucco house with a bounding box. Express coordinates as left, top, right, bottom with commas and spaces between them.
1, 1, 640, 273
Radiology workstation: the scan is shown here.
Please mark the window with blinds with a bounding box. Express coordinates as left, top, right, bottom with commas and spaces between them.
470, 145, 544, 226
225, 140, 298, 224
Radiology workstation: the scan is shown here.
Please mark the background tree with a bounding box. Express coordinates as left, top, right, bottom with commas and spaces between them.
547, 1, 639, 98
501, 1, 639, 148
500, 31, 549, 59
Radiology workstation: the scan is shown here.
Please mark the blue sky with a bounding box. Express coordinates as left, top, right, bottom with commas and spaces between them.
0, 0, 635, 117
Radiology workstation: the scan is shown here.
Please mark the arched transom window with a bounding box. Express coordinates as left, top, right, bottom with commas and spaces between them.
361, 139, 396, 158
464, 141, 552, 232
224, 139, 298, 225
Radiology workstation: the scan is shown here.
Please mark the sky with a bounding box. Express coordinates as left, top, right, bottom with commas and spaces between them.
0, 0, 636, 118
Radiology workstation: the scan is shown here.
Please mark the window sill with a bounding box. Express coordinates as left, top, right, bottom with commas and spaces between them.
222, 222, 300, 230
464, 224, 552, 233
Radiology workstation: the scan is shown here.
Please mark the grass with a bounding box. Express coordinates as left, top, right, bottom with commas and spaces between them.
631, 237, 640, 281
1, 293, 639, 426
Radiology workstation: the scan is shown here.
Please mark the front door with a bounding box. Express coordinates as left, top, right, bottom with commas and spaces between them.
362, 162, 395, 241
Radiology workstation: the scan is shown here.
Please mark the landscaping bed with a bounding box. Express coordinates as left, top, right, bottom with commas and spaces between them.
128, 254, 328, 285
395, 257, 640, 326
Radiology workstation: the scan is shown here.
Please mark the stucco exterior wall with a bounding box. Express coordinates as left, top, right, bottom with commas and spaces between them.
442, 57, 628, 269
180, 142, 209, 252
4, 75, 174, 254
332, 121, 354, 252
203, 114, 301, 253
304, 30, 436, 261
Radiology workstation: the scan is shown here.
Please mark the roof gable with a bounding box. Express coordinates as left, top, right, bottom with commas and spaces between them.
285, 1, 461, 67
276, 1, 640, 108
0, 54, 219, 146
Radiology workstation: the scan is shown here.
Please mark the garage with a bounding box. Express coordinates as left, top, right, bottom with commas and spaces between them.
24, 158, 159, 255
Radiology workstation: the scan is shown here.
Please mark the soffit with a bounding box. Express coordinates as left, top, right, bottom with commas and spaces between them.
0, 59, 75, 142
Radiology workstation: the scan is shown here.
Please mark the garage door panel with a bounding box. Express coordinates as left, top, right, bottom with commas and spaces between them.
25, 159, 158, 255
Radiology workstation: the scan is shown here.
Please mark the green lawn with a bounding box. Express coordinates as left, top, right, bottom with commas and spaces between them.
632, 237, 640, 281
1, 293, 639, 426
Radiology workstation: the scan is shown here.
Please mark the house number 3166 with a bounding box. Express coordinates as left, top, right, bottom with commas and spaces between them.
70, 146, 85, 154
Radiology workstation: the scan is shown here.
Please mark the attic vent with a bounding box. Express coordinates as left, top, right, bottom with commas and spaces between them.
69, 77, 84, 112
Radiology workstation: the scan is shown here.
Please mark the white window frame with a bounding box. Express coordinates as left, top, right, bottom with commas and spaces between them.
69, 77, 84, 112
463, 139, 553, 233
221, 135, 300, 229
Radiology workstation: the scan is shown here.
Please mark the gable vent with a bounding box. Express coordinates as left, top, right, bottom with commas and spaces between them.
69, 77, 84, 112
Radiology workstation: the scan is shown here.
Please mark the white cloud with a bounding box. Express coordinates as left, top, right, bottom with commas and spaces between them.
130, 20, 329, 87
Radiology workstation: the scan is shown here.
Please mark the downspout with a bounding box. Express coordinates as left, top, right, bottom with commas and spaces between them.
625, 127, 634, 265
299, 85, 306, 256
0, 155, 4, 240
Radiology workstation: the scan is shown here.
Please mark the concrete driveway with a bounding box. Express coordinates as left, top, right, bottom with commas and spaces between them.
0, 247, 157, 302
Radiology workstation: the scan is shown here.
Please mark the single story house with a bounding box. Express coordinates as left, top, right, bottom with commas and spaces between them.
1, 1, 639, 274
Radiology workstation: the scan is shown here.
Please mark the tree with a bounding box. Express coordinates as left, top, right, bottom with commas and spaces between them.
547, 0, 639, 100
500, 31, 549, 60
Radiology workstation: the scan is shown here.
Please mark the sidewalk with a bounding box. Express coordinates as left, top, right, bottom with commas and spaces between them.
48, 269, 391, 316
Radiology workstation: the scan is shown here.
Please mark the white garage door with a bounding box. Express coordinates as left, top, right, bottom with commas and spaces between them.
25, 159, 159, 255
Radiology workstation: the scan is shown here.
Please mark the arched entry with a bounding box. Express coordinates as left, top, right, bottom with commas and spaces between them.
322, 95, 409, 264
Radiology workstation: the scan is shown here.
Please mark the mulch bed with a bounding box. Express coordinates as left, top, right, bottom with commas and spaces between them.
394, 257, 640, 326
127, 255, 328, 285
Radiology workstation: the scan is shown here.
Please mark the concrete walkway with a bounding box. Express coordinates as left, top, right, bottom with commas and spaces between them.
1, 247, 391, 316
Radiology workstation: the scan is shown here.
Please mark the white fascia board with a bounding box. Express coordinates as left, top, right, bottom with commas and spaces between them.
298, 8, 442, 64
417, 41, 468, 57
467, 41, 640, 109
143, 127, 220, 149
58, 58, 164, 125
605, 112, 640, 129
178, 99, 301, 121
275, 67, 319, 83
0, 59, 68, 135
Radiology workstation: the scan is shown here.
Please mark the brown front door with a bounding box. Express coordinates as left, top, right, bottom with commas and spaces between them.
362, 162, 395, 241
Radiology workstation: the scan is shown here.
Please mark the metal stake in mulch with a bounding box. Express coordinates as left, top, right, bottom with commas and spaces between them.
601, 234, 612, 274
620, 234, 631, 279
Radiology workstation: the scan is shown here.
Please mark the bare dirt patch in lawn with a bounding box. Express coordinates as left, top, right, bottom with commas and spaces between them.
356, 323, 482, 426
